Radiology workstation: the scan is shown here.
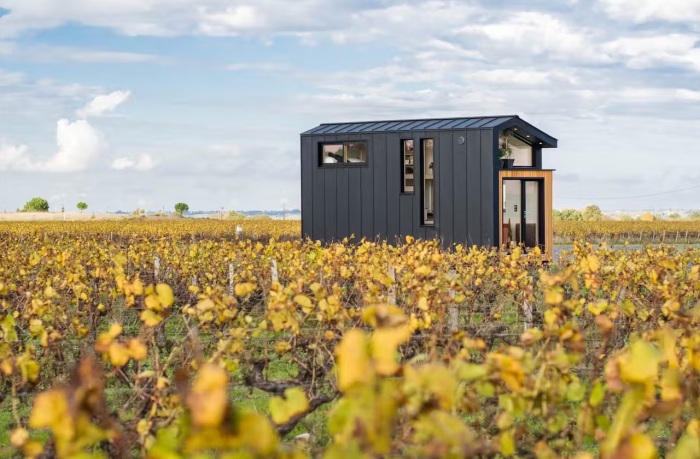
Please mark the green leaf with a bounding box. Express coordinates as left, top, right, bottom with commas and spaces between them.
457, 363, 488, 381
500, 430, 515, 457
270, 387, 309, 424
589, 381, 606, 407
566, 378, 586, 402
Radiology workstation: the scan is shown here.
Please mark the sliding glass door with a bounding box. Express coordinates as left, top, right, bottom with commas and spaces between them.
502, 179, 542, 249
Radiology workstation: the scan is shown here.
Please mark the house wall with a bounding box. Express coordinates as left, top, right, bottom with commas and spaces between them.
300, 128, 498, 246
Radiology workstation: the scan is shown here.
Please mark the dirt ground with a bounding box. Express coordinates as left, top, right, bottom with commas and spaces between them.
0, 212, 131, 221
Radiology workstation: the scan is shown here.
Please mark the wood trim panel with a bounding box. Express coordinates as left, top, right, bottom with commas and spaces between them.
498, 170, 553, 258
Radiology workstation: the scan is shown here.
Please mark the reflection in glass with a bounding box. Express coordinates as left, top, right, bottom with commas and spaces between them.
524, 181, 539, 247
422, 139, 434, 225
502, 180, 521, 245
402, 140, 414, 192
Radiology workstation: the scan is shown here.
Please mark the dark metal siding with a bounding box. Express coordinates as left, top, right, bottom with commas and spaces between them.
480, 129, 495, 246
452, 130, 468, 245
373, 134, 387, 238
466, 130, 481, 245
301, 124, 530, 247
386, 132, 401, 243
359, 134, 374, 240
336, 167, 349, 240
301, 136, 313, 239
438, 131, 453, 246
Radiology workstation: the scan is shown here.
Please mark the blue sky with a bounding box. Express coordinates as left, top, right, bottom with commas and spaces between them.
1, 0, 699, 212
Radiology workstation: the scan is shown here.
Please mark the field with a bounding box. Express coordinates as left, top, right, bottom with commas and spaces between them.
1, 220, 700, 458
554, 220, 700, 244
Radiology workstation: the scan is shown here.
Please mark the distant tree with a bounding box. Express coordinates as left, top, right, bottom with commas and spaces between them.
639, 212, 655, 222
582, 205, 604, 222
687, 211, 700, 221
23, 197, 49, 212
617, 214, 634, 221
667, 212, 681, 220
553, 209, 583, 221
248, 214, 272, 220
174, 202, 189, 216
226, 210, 245, 220
77, 202, 88, 213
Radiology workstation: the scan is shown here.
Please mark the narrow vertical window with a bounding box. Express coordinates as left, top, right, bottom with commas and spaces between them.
422, 139, 435, 225
401, 140, 414, 193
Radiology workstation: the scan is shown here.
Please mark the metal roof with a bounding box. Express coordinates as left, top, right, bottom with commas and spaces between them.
301, 115, 558, 148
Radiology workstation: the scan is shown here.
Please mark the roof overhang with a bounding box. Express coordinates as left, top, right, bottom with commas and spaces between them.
493, 117, 557, 149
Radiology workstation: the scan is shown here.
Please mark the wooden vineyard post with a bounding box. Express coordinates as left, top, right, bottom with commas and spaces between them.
387, 265, 396, 305
228, 263, 234, 296
447, 269, 458, 333
154, 256, 161, 281
523, 299, 533, 331
271, 259, 279, 283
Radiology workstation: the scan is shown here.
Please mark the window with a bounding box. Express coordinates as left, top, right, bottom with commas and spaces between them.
401, 140, 414, 193
422, 139, 435, 225
509, 135, 533, 167
320, 142, 367, 165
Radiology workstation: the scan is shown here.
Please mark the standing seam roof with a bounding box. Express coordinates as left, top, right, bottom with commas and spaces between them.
301, 115, 558, 148
301, 116, 516, 135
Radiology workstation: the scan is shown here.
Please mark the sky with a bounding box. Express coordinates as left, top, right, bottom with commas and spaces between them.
0, 0, 699, 212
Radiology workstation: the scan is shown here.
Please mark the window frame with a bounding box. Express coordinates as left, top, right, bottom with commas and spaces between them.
509, 133, 535, 168
401, 139, 415, 194
420, 138, 435, 226
318, 141, 368, 167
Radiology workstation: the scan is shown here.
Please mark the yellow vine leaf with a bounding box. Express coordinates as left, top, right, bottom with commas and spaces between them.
108, 342, 131, 367
29, 389, 71, 439
186, 363, 228, 428
140, 309, 163, 327
156, 284, 174, 308
294, 294, 314, 313
270, 387, 309, 424
127, 339, 148, 361
371, 326, 412, 376
619, 340, 660, 385
336, 329, 372, 392
237, 413, 280, 456
234, 282, 256, 296
626, 433, 658, 459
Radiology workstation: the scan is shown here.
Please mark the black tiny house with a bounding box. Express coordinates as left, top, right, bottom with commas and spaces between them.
300, 115, 558, 256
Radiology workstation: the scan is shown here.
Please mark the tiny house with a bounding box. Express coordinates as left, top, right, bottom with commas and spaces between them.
300, 115, 557, 256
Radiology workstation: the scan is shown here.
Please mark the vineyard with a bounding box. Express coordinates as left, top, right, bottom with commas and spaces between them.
554, 221, 700, 244
1, 220, 700, 458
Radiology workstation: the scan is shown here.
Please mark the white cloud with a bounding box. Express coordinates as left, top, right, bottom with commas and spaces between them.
602, 34, 700, 72
459, 11, 600, 62
226, 61, 289, 72
111, 154, 156, 171
597, 0, 700, 23
0, 119, 103, 172
0, 141, 33, 170
77, 90, 131, 118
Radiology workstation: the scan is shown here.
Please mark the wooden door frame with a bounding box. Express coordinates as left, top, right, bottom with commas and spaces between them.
498, 170, 554, 258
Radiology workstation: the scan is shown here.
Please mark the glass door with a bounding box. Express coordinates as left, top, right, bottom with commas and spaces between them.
524, 181, 540, 248
502, 179, 542, 249
502, 180, 521, 245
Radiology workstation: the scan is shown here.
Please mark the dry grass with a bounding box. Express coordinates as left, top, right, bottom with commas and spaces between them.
0, 212, 131, 221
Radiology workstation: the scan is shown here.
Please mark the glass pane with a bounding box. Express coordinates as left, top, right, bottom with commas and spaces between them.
502, 180, 521, 245
423, 139, 435, 225
322, 144, 343, 164
345, 142, 367, 163
402, 140, 414, 192
524, 181, 539, 247
510, 136, 533, 166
